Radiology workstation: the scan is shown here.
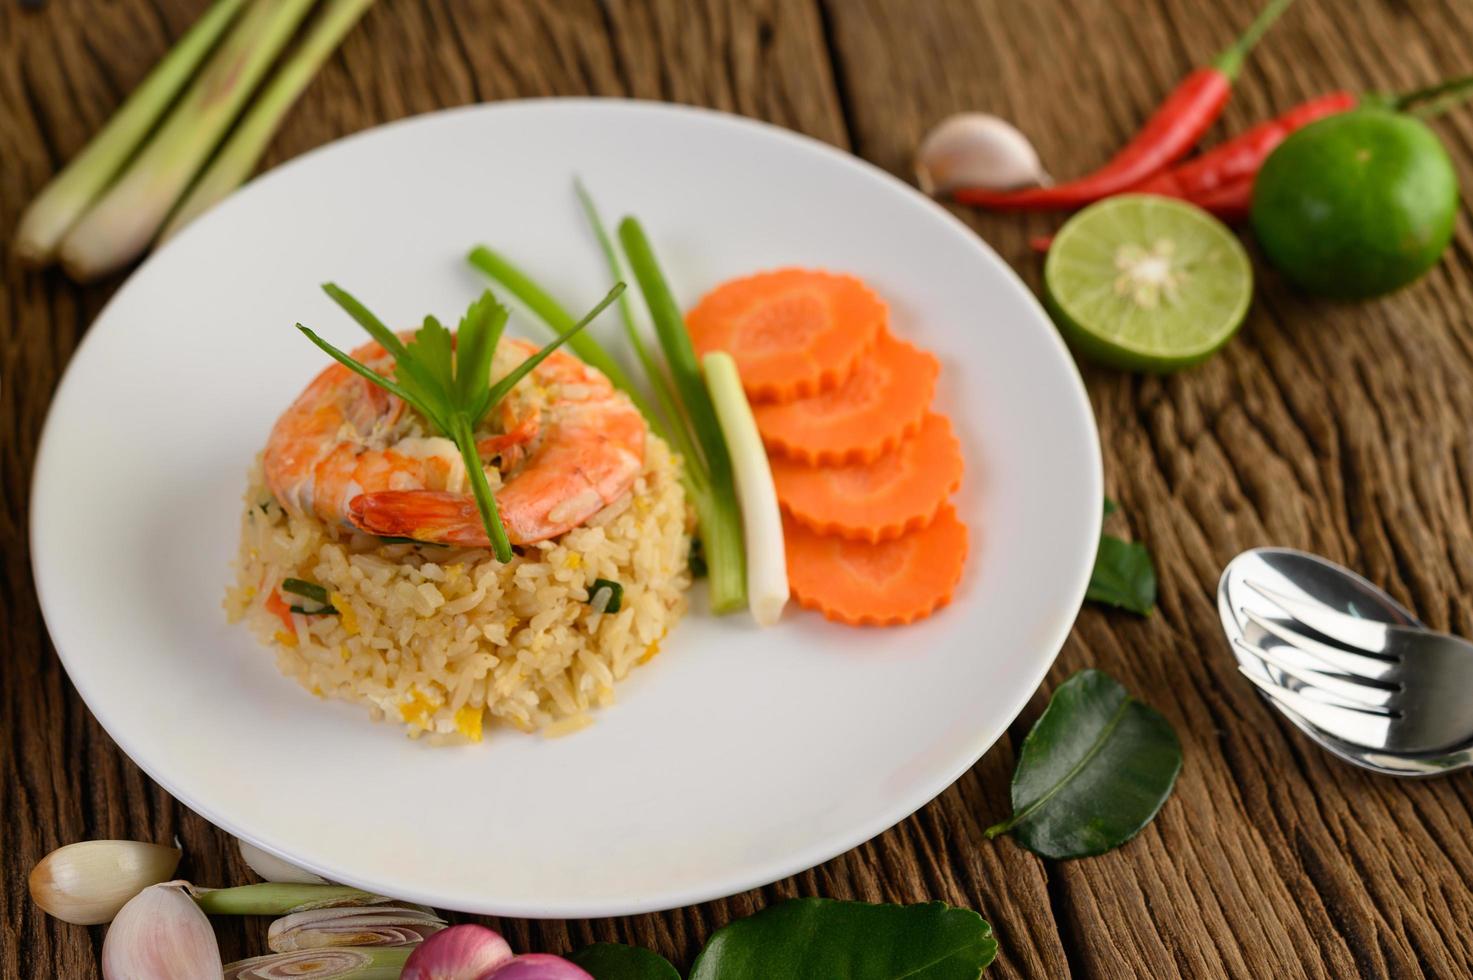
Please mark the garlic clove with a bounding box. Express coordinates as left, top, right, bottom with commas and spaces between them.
401, 924, 513, 980
30, 839, 183, 925
482, 953, 594, 980
102, 881, 222, 980
268, 905, 447, 952
224, 946, 413, 978
915, 113, 1050, 196
238, 838, 329, 885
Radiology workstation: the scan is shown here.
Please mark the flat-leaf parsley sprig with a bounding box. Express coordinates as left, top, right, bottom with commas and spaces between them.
296, 281, 625, 563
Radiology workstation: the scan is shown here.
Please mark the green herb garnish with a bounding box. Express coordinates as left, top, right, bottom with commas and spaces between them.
589, 578, 624, 614
985, 669, 1181, 859
296, 282, 624, 563
467, 186, 749, 615
1087, 497, 1156, 615
281, 578, 335, 615
281, 578, 329, 605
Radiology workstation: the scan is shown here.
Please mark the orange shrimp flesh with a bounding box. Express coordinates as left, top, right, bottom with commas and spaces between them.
263, 336, 645, 548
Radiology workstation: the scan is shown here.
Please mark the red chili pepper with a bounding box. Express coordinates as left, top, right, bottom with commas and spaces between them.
1188, 177, 1255, 224
955, 0, 1297, 211
1133, 90, 1357, 198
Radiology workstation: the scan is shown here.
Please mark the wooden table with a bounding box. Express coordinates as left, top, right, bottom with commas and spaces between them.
5, 0, 1473, 976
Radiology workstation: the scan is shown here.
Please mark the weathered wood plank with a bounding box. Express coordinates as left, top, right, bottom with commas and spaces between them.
0, 1, 1067, 977
820, 0, 1473, 977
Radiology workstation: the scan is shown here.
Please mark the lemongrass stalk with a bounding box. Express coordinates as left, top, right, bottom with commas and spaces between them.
703, 352, 787, 626
160, 0, 375, 241
58, 0, 319, 281
12, 0, 249, 265
193, 882, 387, 915
619, 217, 747, 613
225, 946, 412, 979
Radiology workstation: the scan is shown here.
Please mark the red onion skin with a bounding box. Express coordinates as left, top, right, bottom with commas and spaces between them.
480, 953, 594, 980
402, 924, 513, 980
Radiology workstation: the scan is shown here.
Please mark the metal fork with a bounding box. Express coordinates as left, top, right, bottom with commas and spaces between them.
1235, 582, 1473, 754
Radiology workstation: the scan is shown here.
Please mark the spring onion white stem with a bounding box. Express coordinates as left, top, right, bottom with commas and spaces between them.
12, 0, 249, 264
58, 0, 319, 281
160, 0, 375, 241
702, 352, 787, 625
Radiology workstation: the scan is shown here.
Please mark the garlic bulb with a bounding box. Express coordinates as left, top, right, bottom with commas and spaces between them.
268, 905, 446, 951
238, 838, 328, 885
30, 839, 182, 925
102, 881, 222, 980
915, 113, 1050, 196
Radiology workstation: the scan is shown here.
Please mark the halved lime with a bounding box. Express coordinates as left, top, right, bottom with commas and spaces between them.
1044, 195, 1253, 372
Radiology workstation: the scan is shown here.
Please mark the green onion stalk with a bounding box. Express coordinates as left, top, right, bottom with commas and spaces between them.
58, 0, 319, 281
12, 0, 250, 264
160, 0, 376, 241
618, 217, 747, 613
467, 195, 748, 613
466, 245, 657, 429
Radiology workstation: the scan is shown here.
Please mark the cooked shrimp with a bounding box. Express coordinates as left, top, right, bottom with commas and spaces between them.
263, 336, 646, 548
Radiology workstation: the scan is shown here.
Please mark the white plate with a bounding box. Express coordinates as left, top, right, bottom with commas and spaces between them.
31, 100, 1101, 917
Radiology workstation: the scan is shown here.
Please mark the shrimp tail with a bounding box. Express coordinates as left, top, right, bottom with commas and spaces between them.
349, 492, 496, 548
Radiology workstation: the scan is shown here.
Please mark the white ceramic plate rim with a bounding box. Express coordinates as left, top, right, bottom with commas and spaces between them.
31, 98, 1102, 917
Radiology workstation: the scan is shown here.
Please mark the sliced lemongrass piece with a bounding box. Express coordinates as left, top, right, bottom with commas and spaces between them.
102, 881, 222, 980
702, 352, 786, 626
160, 0, 376, 241
58, 0, 319, 281
29, 840, 182, 925
12, 0, 249, 264
268, 905, 445, 951
225, 946, 413, 979
237, 838, 327, 885
193, 882, 390, 915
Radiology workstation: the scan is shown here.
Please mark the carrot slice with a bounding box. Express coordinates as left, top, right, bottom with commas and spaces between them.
785, 504, 968, 626
686, 269, 886, 402
772, 412, 963, 542
753, 331, 939, 465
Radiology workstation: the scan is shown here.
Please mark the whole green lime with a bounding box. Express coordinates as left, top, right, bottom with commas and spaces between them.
1251, 108, 1460, 299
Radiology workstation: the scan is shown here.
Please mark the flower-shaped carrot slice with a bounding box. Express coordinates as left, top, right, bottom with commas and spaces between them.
785, 504, 968, 626
686, 269, 885, 403
753, 331, 938, 465
772, 412, 963, 543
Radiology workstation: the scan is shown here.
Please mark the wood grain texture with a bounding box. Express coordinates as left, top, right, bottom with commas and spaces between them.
2, 0, 1471, 977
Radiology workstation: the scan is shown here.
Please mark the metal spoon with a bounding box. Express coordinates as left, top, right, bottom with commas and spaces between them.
1218, 547, 1473, 776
